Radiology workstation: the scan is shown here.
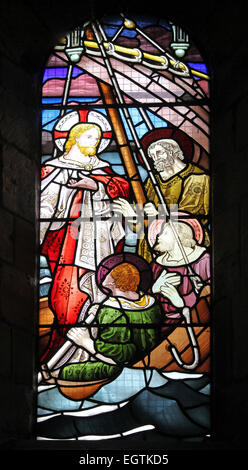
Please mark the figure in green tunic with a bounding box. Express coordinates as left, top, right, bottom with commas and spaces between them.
59, 259, 176, 382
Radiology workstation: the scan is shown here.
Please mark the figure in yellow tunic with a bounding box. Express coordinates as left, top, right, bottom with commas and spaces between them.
113, 137, 210, 262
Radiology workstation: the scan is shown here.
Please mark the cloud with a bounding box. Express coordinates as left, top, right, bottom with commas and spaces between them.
43, 73, 100, 97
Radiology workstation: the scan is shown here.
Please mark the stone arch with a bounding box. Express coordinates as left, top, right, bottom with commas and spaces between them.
0, 0, 247, 455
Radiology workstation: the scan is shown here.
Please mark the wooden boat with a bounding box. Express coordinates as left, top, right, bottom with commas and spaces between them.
134, 285, 211, 372
39, 297, 54, 358
39, 285, 211, 400
56, 377, 112, 401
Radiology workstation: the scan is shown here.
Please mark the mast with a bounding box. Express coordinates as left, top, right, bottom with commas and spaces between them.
99, 83, 147, 206
52, 22, 203, 294
85, 26, 147, 206
90, 20, 203, 293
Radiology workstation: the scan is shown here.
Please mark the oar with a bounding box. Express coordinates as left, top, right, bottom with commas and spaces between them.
37, 311, 96, 384
91, 20, 203, 294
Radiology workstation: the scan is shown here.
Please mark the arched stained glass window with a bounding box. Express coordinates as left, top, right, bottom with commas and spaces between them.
37, 13, 211, 443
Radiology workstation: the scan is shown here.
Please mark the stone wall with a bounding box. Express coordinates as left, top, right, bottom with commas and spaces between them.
0, 0, 248, 452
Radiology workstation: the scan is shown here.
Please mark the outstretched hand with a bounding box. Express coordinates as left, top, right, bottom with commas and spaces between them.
68, 175, 98, 190
152, 269, 181, 293
144, 202, 158, 217
112, 198, 137, 218
160, 284, 184, 308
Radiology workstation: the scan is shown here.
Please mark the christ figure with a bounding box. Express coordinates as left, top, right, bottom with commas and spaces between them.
40, 121, 129, 363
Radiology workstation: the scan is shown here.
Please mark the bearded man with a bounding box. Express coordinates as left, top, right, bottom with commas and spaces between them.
145, 138, 209, 215
113, 136, 209, 262
40, 121, 129, 363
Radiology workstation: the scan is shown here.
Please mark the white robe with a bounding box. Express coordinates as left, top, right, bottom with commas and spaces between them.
40, 156, 125, 304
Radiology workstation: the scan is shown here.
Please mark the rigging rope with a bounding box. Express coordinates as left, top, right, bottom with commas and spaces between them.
92, 20, 203, 294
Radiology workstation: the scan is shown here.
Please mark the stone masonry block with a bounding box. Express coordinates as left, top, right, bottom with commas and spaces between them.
12, 328, 34, 384
0, 264, 35, 330
0, 321, 12, 378
0, 207, 14, 263
0, 1, 51, 71
234, 94, 248, 153
0, 379, 33, 440
14, 217, 36, 274
1, 87, 38, 159
2, 143, 36, 221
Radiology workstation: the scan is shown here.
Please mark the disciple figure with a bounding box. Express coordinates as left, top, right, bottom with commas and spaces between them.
113, 132, 210, 262
148, 217, 210, 335
59, 254, 164, 383
40, 116, 129, 364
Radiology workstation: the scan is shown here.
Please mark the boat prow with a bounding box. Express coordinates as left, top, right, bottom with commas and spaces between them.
56, 377, 113, 401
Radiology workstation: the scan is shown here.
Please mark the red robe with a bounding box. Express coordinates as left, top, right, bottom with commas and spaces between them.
40, 165, 129, 363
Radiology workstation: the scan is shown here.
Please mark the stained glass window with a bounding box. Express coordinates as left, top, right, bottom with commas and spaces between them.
37, 13, 211, 444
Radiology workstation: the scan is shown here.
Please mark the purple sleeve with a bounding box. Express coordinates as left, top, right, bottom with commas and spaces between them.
151, 262, 162, 281
194, 253, 211, 282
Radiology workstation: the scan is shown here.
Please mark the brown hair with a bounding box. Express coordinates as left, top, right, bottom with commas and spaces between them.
111, 263, 140, 292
